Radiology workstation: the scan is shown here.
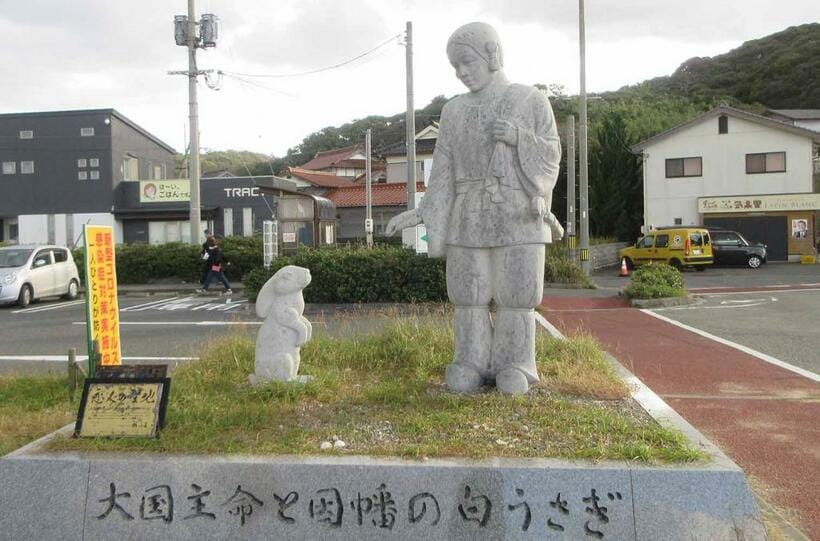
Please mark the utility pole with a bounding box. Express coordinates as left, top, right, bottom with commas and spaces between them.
187, 0, 201, 246
171, 3, 218, 245
566, 114, 576, 262
405, 21, 417, 211
365, 129, 373, 248
578, 0, 590, 275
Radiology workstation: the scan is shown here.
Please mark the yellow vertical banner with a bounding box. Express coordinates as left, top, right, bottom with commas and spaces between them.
84, 225, 122, 369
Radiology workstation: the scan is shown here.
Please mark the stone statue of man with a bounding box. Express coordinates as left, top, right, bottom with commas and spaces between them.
386, 21, 563, 395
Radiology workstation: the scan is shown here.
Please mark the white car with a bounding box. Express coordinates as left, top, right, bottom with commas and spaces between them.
0, 245, 81, 307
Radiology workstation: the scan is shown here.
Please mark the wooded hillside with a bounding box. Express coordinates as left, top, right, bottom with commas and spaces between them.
633, 23, 820, 108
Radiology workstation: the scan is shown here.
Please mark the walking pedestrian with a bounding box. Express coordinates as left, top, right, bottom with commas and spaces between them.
200, 229, 214, 286
197, 237, 232, 295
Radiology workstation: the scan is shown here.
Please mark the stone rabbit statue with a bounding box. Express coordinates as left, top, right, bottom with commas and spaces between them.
250, 265, 313, 384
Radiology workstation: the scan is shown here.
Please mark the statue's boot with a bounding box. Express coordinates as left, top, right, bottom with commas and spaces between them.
446, 306, 492, 393
492, 308, 538, 395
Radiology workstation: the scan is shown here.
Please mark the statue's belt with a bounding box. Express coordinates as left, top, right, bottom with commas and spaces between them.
454, 177, 521, 195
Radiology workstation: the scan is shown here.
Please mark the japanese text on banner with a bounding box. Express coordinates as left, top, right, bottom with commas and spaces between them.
85, 225, 121, 366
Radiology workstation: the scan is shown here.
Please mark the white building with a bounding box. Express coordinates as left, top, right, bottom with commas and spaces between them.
633, 105, 820, 261
765, 109, 820, 133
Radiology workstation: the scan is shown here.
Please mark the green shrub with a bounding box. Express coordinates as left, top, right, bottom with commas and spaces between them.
73, 236, 263, 284
244, 246, 448, 303
624, 263, 685, 299
545, 251, 595, 288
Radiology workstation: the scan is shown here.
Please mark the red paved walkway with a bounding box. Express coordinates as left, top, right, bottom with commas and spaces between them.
540, 298, 820, 539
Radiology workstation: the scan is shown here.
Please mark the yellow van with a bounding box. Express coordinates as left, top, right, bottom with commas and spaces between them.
619, 227, 714, 271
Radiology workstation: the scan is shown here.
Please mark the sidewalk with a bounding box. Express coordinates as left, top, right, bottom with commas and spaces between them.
539, 292, 820, 540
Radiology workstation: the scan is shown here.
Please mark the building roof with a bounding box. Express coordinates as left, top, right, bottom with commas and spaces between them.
300, 144, 364, 170
0, 108, 176, 154
285, 167, 357, 188
326, 182, 426, 208
766, 109, 820, 120
381, 137, 437, 157
202, 169, 233, 178
632, 105, 820, 153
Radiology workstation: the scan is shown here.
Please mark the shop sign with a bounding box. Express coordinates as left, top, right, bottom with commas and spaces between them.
698, 193, 820, 214
140, 180, 191, 203
223, 187, 261, 198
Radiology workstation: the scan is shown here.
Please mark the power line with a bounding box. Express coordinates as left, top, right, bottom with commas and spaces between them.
220, 33, 402, 79
219, 73, 296, 97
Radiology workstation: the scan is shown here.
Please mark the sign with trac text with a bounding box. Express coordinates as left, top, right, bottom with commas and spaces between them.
84, 225, 122, 370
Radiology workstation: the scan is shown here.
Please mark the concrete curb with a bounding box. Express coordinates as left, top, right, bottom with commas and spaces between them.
628, 294, 703, 309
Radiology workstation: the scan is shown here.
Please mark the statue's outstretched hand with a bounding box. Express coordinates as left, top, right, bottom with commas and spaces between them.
385, 209, 422, 236
531, 196, 548, 219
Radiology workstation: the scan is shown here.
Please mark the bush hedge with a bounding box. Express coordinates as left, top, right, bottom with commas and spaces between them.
624, 263, 685, 299
244, 246, 447, 303
244, 245, 592, 302
65, 237, 591, 295
72, 236, 263, 284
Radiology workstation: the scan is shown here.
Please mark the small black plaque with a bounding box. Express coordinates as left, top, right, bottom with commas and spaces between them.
74, 377, 170, 438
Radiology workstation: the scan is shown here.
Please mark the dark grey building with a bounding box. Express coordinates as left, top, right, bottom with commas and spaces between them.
0, 109, 176, 245
113, 175, 337, 250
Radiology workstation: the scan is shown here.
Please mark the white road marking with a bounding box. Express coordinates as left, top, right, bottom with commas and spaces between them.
0, 355, 198, 362
693, 287, 820, 295
120, 296, 181, 312
122, 320, 258, 326
11, 300, 85, 314
642, 309, 820, 383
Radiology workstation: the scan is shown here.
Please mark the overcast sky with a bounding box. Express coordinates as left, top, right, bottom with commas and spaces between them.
0, 1, 816, 159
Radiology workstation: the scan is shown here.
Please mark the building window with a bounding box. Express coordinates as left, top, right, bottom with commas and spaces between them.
746, 152, 786, 174
80, 127, 95, 137
718, 115, 728, 134
242, 208, 254, 237
153, 164, 165, 180
19, 130, 33, 139
223, 208, 234, 237
78, 171, 88, 180
2, 162, 15, 175
90, 170, 100, 180
89, 158, 99, 167
20, 161, 34, 174
665, 157, 702, 178
123, 156, 139, 180
674, 218, 682, 225
77, 158, 87, 168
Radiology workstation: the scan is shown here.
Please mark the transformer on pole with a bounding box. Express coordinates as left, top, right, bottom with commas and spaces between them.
170, 2, 219, 245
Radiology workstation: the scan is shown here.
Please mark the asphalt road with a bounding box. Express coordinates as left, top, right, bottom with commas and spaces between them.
0, 294, 259, 373
650, 288, 820, 376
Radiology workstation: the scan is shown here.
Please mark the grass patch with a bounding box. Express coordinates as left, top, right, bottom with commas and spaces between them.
44, 318, 702, 463
0, 375, 76, 456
